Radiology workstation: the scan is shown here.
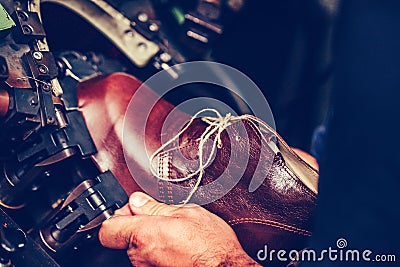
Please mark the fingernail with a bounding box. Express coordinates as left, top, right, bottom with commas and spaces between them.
130, 194, 149, 208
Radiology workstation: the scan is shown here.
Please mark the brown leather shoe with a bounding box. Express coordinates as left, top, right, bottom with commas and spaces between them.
78, 73, 318, 266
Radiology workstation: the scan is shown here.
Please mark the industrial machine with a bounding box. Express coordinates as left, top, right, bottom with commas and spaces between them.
0, 0, 331, 266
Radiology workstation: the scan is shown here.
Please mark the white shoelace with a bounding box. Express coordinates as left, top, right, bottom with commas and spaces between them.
149, 108, 278, 204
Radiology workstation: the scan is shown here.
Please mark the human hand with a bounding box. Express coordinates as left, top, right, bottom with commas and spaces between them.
99, 192, 260, 267
292, 148, 319, 171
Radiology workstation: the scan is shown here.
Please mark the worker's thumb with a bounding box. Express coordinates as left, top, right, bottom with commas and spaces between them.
128, 192, 178, 216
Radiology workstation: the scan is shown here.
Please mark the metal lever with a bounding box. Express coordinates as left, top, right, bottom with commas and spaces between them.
39, 171, 127, 254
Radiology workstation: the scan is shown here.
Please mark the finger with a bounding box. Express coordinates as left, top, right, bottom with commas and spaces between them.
114, 203, 133, 216
99, 215, 138, 249
128, 192, 179, 216
291, 147, 319, 170
99, 214, 172, 250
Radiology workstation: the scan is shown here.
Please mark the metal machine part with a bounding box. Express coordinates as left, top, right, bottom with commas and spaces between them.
41, 0, 245, 74
0, 207, 58, 267
41, 0, 160, 67
39, 171, 126, 254
0, 0, 128, 265
40, 0, 252, 118
0, 0, 249, 265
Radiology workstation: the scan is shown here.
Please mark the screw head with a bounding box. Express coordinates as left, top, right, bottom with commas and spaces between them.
17, 11, 28, 21
22, 25, 32, 34
41, 83, 51, 91
125, 30, 134, 37
47, 116, 54, 124
138, 13, 148, 23
137, 42, 148, 52
149, 23, 159, 32
38, 64, 48, 74
33, 51, 43, 60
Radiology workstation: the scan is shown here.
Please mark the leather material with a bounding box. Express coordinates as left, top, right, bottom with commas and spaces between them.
153, 118, 318, 266
77, 73, 318, 266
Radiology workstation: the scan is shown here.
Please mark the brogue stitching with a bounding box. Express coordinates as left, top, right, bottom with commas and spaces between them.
157, 153, 166, 202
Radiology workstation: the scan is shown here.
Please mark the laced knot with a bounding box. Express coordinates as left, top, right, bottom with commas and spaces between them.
201, 112, 233, 149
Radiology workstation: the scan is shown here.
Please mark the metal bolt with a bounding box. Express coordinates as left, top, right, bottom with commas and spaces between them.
125, 30, 134, 37
33, 51, 43, 60
42, 83, 51, 91
22, 25, 32, 34
138, 13, 148, 23
47, 116, 54, 124
137, 42, 148, 52
17, 11, 28, 21
38, 64, 49, 74
149, 23, 159, 32
160, 53, 172, 62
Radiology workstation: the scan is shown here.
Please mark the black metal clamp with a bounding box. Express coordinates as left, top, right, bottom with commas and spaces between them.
39, 171, 127, 254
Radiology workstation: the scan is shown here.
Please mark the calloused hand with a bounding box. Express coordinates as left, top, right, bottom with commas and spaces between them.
99, 192, 260, 267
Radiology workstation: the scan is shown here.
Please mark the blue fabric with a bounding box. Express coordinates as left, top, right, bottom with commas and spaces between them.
310, 108, 333, 163
303, 1, 400, 266
311, 125, 327, 163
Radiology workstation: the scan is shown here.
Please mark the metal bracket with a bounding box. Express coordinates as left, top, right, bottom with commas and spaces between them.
41, 0, 159, 67
39, 171, 127, 253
